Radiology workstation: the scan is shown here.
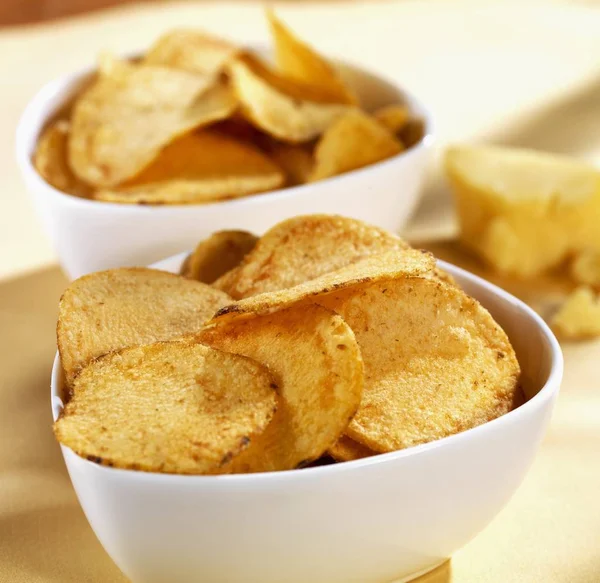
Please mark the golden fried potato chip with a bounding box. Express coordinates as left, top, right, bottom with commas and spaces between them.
398, 117, 426, 148
54, 341, 277, 474
570, 250, 600, 288
57, 267, 231, 386
266, 9, 356, 105
181, 230, 258, 283
228, 55, 351, 143
427, 266, 459, 288
265, 141, 314, 186
33, 120, 91, 197
213, 215, 411, 299
212, 115, 267, 145
94, 130, 284, 204
69, 58, 237, 187
328, 435, 374, 462
309, 110, 403, 182
552, 286, 600, 340
446, 145, 600, 277
144, 29, 240, 76
217, 261, 519, 453
215, 249, 434, 316
198, 304, 363, 473
319, 277, 521, 452
373, 104, 411, 136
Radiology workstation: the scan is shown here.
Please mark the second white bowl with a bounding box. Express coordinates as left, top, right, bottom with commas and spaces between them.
16, 52, 434, 279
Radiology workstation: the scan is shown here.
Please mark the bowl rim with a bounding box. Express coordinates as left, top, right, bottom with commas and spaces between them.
16, 46, 435, 212
50, 257, 563, 483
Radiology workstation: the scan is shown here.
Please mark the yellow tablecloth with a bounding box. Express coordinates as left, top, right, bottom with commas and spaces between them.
1, 1, 600, 581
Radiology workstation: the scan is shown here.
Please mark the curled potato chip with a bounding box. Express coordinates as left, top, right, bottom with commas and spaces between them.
216, 258, 519, 453
328, 435, 374, 462
215, 250, 435, 316
399, 117, 426, 148
69, 58, 237, 187
54, 341, 277, 474
428, 266, 459, 288
265, 141, 314, 186
33, 120, 91, 197
373, 104, 411, 136
266, 9, 356, 105
212, 115, 267, 145
552, 286, 600, 339
318, 277, 521, 452
144, 29, 239, 76
309, 110, 403, 182
57, 267, 231, 386
94, 131, 284, 204
181, 230, 258, 283
213, 215, 411, 299
228, 55, 351, 143
198, 304, 363, 473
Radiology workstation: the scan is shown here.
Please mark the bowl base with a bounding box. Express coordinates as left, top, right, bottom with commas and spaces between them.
390, 559, 448, 583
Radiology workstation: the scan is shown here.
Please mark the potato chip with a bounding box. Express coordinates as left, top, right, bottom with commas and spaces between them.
198, 304, 363, 473
570, 250, 600, 288
144, 30, 239, 76
265, 141, 314, 186
215, 249, 435, 317
33, 120, 91, 197
328, 435, 374, 462
57, 267, 231, 386
212, 115, 267, 145
398, 117, 426, 148
552, 286, 600, 340
217, 259, 519, 453
266, 9, 356, 105
94, 130, 284, 204
430, 266, 458, 287
309, 110, 403, 182
69, 58, 237, 187
228, 55, 351, 143
373, 104, 411, 135
54, 341, 278, 474
181, 230, 258, 283
320, 277, 520, 452
213, 215, 411, 299
446, 145, 600, 277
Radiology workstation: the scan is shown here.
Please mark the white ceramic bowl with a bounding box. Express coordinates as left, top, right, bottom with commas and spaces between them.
16, 52, 433, 280
51, 256, 562, 583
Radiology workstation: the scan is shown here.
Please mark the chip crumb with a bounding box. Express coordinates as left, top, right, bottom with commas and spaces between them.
570, 250, 600, 288
552, 286, 600, 340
